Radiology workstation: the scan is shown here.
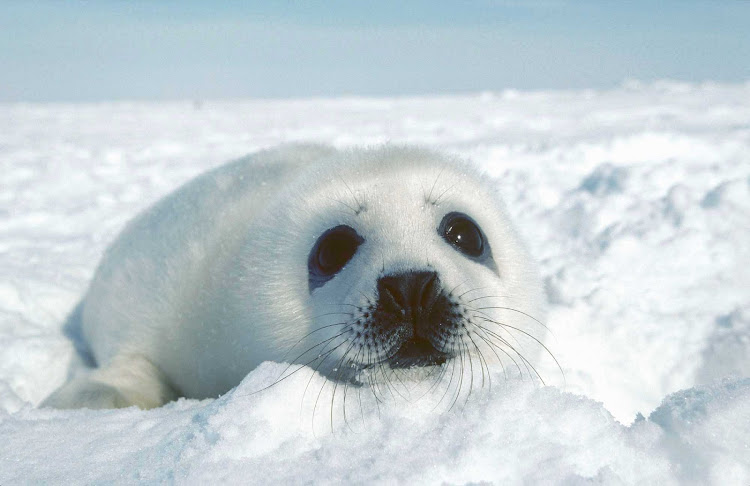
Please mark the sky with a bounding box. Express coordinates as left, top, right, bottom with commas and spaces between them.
1, 0, 749, 102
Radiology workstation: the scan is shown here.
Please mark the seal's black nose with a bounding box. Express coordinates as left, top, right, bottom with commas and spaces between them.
377, 271, 440, 319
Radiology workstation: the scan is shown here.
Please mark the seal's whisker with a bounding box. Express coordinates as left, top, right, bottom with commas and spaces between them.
475, 314, 563, 383
375, 361, 393, 403
412, 362, 447, 402
446, 278, 471, 298
299, 348, 341, 420
433, 340, 459, 410
387, 362, 413, 401
357, 371, 366, 426
447, 342, 466, 412
479, 344, 492, 391
278, 322, 349, 363
272, 329, 351, 384
426, 167, 447, 204
305, 339, 349, 427
361, 347, 385, 405
471, 330, 508, 381
323, 303, 360, 309
431, 362, 451, 396
458, 286, 488, 299
476, 323, 535, 380
382, 367, 403, 401
433, 346, 459, 411
309, 311, 354, 319
337, 175, 364, 214
462, 341, 475, 405
365, 351, 383, 420
325, 194, 358, 217
466, 332, 489, 391
332, 344, 358, 432
312, 381, 328, 436
377, 350, 403, 401
356, 290, 374, 306
476, 324, 545, 385
342, 345, 364, 432
470, 303, 551, 333
473, 324, 524, 378
385, 366, 408, 400
330, 341, 357, 433
468, 307, 526, 350
464, 294, 506, 303
312, 345, 348, 435
432, 183, 457, 206
362, 347, 384, 405
477, 337, 493, 390
245, 331, 349, 397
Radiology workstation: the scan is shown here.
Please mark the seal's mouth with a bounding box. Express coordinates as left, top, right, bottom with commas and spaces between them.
387, 337, 449, 368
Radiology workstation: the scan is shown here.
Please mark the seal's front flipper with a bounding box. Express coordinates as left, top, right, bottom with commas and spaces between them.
41, 354, 177, 410
41, 378, 135, 409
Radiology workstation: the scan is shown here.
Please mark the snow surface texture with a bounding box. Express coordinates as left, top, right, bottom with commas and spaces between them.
1, 81, 749, 483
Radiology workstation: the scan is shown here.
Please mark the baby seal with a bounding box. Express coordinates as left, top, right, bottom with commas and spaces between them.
43, 144, 547, 409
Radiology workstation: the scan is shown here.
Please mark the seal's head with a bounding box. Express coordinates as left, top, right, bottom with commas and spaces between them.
240, 146, 546, 385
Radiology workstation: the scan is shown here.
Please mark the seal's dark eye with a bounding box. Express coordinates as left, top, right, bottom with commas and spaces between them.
439, 212, 485, 258
308, 225, 363, 290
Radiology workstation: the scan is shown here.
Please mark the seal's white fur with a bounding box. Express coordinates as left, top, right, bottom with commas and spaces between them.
44, 145, 545, 409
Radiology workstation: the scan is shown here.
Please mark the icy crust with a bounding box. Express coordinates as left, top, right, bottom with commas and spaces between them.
1, 364, 748, 484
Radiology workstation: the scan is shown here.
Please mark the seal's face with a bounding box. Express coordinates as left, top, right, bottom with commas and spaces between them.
272, 151, 547, 384
308, 212, 497, 371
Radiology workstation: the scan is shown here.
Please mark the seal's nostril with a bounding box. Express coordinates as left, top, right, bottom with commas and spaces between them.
376, 271, 440, 315
380, 279, 405, 310
418, 272, 438, 309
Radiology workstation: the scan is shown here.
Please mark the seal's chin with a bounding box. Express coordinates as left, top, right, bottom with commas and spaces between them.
387, 337, 449, 368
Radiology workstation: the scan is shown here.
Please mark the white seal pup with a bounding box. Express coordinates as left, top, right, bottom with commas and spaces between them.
43, 144, 547, 409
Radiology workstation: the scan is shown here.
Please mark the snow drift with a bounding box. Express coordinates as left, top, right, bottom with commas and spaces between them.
1, 80, 749, 483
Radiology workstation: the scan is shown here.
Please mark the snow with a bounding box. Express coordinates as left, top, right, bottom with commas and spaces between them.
1, 80, 749, 483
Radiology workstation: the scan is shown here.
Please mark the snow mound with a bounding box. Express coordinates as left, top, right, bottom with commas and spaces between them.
2, 365, 748, 484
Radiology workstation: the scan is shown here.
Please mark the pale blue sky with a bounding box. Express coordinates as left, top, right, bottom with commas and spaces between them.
1, 0, 748, 102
